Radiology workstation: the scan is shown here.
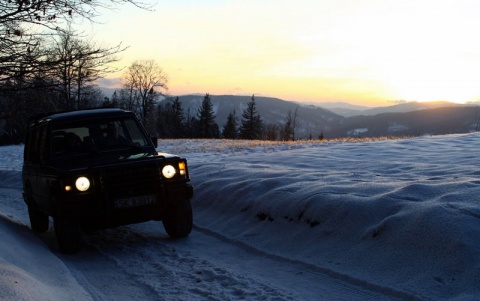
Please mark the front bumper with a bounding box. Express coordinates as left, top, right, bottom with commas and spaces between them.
56, 182, 193, 230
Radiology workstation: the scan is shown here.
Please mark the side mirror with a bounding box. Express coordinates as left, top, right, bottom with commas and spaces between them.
151, 136, 158, 148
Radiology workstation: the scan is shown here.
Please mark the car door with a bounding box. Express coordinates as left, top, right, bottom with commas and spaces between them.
29, 124, 52, 210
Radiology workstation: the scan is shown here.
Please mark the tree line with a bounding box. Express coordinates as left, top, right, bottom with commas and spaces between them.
156, 93, 304, 141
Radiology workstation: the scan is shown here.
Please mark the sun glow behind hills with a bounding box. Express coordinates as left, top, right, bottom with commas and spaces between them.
89, 0, 480, 106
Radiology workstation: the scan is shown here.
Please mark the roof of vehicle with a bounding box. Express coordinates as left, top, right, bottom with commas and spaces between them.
28, 108, 135, 128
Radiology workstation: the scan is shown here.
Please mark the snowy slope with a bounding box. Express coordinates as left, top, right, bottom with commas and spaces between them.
0, 135, 480, 300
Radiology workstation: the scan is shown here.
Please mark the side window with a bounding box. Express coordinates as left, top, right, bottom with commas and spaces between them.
38, 125, 48, 162
51, 127, 89, 157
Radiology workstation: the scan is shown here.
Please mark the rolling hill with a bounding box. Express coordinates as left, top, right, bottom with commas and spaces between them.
161, 95, 480, 139
162, 95, 344, 138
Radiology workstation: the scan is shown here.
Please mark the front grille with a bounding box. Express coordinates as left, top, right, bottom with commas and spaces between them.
101, 163, 161, 198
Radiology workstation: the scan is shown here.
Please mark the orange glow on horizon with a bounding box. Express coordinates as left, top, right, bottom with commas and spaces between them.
93, 1, 480, 107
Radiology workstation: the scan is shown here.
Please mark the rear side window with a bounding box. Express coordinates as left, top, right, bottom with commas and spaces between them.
25, 124, 48, 163
38, 125, 48, 162
51, 127, 89, 157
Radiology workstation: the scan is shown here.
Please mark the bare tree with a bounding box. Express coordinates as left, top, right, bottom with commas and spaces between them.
281, 111, 294, 141
264, 123, 278, 141
47, 28, 125, 110
121, 60, 168, 128
280, 106, 299, 141
292, 106, 299, 141
0, 0, 148, 82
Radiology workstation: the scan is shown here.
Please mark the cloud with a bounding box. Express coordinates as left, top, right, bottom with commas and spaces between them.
388, 99, 409, 105
95, 77, 123, 89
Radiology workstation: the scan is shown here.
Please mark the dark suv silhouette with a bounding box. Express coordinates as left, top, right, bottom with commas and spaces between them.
22, 109, 193, 253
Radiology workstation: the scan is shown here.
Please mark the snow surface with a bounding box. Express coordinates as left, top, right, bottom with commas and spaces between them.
1, 134, 480, 300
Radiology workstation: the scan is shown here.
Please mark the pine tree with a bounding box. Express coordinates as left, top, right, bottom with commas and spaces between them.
239, 95, 263, 140
222, 110, 238, 139
196, 93, 219, 138
156, 97, 185, 138
156, 101, 171, 138
170, 97, 185, 138
184, 108, 195, 138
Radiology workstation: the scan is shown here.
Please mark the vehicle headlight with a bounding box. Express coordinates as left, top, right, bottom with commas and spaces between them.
162, 165, 176, 179
75, 176, 90, 192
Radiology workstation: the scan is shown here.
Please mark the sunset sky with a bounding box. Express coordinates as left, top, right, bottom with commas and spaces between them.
83, 0, 480, 106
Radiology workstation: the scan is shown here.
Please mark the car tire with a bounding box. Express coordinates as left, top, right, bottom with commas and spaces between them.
24, 189, 49, 233
162, 198, 193, 238
27, 204, 49, 233
52, 199, 82, 254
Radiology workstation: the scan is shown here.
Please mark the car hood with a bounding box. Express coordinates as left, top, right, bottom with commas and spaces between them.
50, 150, 179, 171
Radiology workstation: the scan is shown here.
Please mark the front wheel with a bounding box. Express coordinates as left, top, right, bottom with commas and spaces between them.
162, 198, 193, 238
52, 198, 82, 254
27, 204, 49, 233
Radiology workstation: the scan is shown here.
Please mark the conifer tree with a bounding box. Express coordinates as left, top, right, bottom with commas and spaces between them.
196, 93, 219, 138
184, 108, 195, 138
222, 110, 238, 139
157, 97, 186, 138
239, 94, 263, 140
170, 97, 185, 138
156, 102, 170, 138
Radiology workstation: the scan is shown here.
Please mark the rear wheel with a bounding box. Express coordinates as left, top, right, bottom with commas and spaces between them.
162, 198, 193, 238
52, 198, 82, 254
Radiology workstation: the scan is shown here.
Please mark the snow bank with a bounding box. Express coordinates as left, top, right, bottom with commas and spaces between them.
181, 134, 480, 300
0, 217, 92, 301
0, 164, 92, 300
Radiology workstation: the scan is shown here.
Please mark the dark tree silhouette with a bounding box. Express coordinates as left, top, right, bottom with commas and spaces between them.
157, 97, 185, 138
239, 94, 263, 140
0, 0, 147, 83
222, 110, 238, 139
196, 93, 219, 138
120, 60, 168, 131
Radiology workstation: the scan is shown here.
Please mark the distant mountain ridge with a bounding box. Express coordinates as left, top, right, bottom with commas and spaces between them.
160, 94, 480, 139
333, 106, 480, 137
309, 100, 468, 117
163, 95, 343, 138
355, 101, 466, 116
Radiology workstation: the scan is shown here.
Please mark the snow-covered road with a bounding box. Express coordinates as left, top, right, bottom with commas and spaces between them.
1, 135, 480, 300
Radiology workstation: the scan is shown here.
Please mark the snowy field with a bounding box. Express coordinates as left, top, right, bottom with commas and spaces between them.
0, 134, 480, 300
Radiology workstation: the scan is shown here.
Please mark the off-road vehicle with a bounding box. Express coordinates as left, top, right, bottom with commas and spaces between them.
22, 108, 193, 253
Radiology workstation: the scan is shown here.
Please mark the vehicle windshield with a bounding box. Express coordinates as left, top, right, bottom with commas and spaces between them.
51, 117, 151, 157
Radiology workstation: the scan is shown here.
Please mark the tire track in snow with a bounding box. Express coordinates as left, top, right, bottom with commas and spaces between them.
83, 225, 298, 301
193, 224, 422, 301
59, 243, 161, 301
83, 222, 416, 301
